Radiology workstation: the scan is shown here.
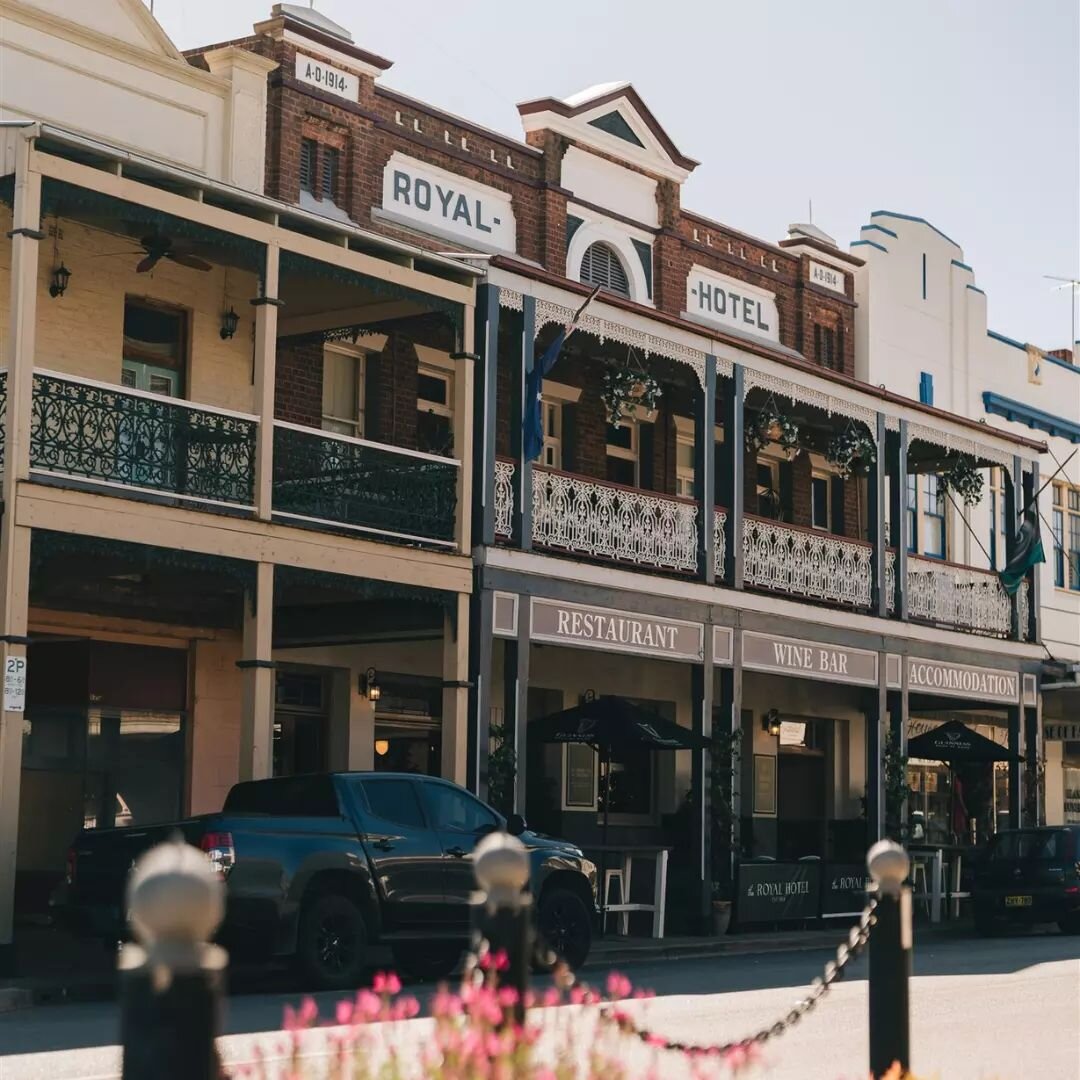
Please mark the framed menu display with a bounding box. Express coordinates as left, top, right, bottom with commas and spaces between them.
563, 743, 597, 810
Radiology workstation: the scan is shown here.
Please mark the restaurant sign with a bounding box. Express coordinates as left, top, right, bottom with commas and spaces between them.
685, 265, 780, 343
907, 658, 1018, 704
530, 598, 704, 662
737, 861, 820, 923
381, 152, 517, 253
741, 631, 878, 686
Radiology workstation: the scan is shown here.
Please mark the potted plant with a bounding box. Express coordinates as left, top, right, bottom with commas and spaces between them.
602, 358, 661, 427
746, 400, 800, 455
710, 882, 733, 935
939, 453, 985, 506
826, 423, 877, 479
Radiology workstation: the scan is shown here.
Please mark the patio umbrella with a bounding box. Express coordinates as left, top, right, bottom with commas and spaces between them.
906, 720, 1020, 763
530, 695, 709, 923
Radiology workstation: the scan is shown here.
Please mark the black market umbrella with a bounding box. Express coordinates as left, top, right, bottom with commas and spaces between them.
906, 720, 1020, 764
907, 720, 1020, 847
530, 695, 708, 924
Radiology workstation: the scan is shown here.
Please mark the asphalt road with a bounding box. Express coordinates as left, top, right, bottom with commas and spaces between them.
1, 928, 1078, 1079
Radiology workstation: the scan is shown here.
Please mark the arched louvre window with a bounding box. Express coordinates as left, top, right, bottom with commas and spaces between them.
580, 242, 630, 297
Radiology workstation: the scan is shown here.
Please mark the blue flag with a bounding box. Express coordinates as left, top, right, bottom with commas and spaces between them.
522, 286, 599, 462
523, 330, 567, 462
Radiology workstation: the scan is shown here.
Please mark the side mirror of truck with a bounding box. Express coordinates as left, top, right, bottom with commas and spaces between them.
506, 813, 527, 837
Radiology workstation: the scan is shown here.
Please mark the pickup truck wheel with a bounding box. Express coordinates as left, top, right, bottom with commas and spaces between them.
391, 943, 463, 982
536, 888, 591, 971
296, 894, 368, 991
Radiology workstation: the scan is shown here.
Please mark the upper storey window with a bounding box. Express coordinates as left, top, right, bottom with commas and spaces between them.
580, 242, 630, 298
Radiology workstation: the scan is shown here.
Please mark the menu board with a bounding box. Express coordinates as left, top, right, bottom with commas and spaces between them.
564, 744, 596, 809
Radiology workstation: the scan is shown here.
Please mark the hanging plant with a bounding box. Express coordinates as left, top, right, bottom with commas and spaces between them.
602, 350, 662, 427
939, 453, 984, 506
825, 423, 877, 479
745, 397, 800, 455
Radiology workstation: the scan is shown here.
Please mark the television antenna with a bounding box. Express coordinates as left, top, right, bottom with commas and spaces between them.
1045, 274, 1080, 355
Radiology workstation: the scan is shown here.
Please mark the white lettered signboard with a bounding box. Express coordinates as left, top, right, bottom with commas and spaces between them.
685, 265, 780, 342
380, 152, 517, 253
294, 53, 359, 102
906, 657, 1019, 704
741, 631, 878, 686
4, 655, 26, 712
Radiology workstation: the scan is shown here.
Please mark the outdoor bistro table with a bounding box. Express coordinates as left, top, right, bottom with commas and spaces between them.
909, 843, 969, 922
586, 844, 671, 939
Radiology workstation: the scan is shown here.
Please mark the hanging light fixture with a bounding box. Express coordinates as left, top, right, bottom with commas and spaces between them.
49, 262, 71, 298
762, 709, 782, 737
219, 306, 239, 340
374, 739, 390, 757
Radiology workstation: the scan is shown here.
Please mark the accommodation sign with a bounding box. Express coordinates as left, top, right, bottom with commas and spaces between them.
530, 598, 703, 662
294, 54, 359, 102
742, 631, 878, 686
381, 152, 516, 253
907, 658, 1018, 704
685, 265, 779, 343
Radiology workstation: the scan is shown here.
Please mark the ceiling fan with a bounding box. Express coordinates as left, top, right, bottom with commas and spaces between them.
97, 232, 213, 274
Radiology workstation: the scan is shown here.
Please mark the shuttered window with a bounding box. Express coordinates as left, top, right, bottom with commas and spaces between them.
580, 242, 630, 297
321, 147, 339, 200
300, 139, 317, 193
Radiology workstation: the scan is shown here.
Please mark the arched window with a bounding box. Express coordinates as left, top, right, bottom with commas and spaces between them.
579, 242, 630, 297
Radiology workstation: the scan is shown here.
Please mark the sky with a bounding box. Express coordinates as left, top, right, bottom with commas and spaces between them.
152, 0, 1080, 350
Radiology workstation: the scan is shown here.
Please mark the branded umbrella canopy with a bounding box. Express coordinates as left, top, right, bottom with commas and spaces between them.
906, 720, 1020, 763
531, 695, 709, 923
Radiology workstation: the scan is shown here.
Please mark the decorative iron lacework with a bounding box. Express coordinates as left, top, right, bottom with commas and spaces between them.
907, 422, 1016, 472
713, 508, 728, 580
272, 424, 457, 545
743, 515, 873, 608
742, 368, 880, 441
494, 459, 515, 538
532, 468, 698, 572
907, 555, 1025, 638
31, 372, 256, 506
499, 288, 708, 388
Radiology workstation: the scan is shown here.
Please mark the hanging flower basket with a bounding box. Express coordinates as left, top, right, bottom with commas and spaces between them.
602, 361, 661, 426
746, 401, 799, 455
939, 453, 984, 506
826, 425, 877, 479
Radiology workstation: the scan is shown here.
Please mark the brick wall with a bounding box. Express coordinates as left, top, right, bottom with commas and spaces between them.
274, 340, 323, 425
367, 333, 419, 449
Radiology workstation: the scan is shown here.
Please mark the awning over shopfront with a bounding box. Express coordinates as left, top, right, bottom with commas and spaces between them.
530, 694, 708, 752
907, 720, 1021, 763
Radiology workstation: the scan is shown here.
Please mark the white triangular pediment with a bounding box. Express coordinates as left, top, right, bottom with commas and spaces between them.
13, 0, 184, 61
518, 84, 697, 185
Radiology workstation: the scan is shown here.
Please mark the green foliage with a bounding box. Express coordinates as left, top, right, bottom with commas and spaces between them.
487, 724, 517, 817
883, 729, 910, 843
939, 453, 985, 506
746, 401, 800, 454
602, 363, 662, 426
825, 424, 877, 478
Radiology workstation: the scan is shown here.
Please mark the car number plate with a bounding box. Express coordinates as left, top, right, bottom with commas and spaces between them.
1005, 895, 1032, 908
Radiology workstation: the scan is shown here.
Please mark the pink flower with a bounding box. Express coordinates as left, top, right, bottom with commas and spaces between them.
372, 971, 402, 996
542, 987, 561, 1008
355, 989, 382, 1021
497, 986, 519, 1008
334, 1000, 353, 1026
645, 1032, 668, 1049
606, 972, 632, 1000
570, 986, 586, 1005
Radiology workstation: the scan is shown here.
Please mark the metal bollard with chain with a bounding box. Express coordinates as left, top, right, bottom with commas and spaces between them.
867, 840, 912, 1078
602, 895, 879, 1057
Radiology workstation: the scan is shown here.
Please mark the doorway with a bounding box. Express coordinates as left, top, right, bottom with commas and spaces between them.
776, 718, 827, 859
274, 671, 329, 777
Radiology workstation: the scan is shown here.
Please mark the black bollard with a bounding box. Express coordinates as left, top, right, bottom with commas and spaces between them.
867, 840, 912, 1079
119, 840, 228, 1080
473, 831, 532, 1027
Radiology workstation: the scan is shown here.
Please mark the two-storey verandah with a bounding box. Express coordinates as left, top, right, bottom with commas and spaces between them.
471, 263, 1046, 931
0, 122, 480, 966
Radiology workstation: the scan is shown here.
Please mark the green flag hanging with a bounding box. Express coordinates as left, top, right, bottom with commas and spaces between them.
1000, 514, 1045, 596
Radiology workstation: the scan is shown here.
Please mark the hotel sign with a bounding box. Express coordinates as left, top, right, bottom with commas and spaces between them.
294, 54, 359, 102
381, 152, 516, 253
906, 658, 1019, 704
685, 265, 779, 342
530, 598, 703, 662
742, 631, 878, 686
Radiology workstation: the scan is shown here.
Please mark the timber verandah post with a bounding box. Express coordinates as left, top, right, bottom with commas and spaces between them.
474, 284, 500, 548
514, 295, 535, 551
869, 411, 888, 618
0, 131, 40, 972
717, 364, 745, 588
697, 356, 718, 583
887, 421, 910, 620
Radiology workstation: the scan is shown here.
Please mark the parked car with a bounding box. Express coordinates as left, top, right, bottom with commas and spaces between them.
63, 772, 597, 988
972, 826, 1080, 936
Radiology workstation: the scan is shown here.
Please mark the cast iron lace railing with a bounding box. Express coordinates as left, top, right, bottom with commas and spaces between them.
907, 555, 1026, 638
532, 466, 698, 572
30, 370, 255, 507
273, 421, 458, 546
713, 507, 728, 580
494, 457, 515, 539
743, 514, 873, 608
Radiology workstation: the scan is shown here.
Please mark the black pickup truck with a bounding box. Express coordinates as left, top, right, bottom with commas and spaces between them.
64, 772, 597, 988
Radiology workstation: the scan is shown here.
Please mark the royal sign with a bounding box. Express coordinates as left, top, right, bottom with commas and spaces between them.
685, 265, 779, 342
906, 657, 1019, 704
380, 152, 516, 253
529, 598, 703, 662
